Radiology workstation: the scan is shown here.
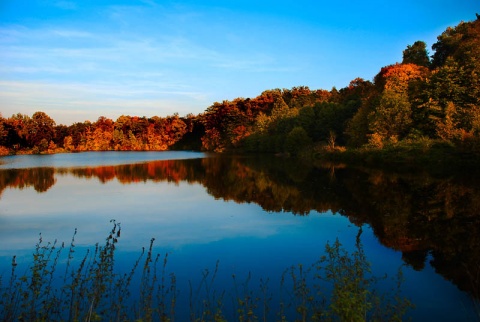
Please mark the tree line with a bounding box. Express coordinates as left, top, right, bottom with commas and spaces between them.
0, 113, 201, 154
1, 15, 479, 156
201, 14, 480, 155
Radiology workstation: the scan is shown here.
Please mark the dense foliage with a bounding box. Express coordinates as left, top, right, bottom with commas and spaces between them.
1, 15, 479, 158
0, 113, 202, 154
201, 15, 480, 155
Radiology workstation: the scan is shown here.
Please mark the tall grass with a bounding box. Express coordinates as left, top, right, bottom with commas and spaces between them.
0, 222, 413, 321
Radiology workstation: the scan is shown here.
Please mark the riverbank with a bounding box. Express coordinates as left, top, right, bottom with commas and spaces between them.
312, 139, 480, 175
3, 138, 480, 177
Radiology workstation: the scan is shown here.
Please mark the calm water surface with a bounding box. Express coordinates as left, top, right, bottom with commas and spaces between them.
0, 151, 478, 321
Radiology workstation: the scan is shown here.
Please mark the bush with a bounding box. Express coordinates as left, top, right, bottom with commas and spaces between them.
285, 126, 312, 155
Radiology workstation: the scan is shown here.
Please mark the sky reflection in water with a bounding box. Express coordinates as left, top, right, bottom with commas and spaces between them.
0, 151, 209, 169
0, 152, 477, 321
0, 170, 356, 258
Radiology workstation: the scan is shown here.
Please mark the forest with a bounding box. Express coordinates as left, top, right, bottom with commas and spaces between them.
1, 15, 479, 162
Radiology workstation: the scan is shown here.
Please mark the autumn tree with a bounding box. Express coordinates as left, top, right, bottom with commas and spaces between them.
63, 135, 75, 151
172, 114, 205, 150
113, 115, 142, 150
364, 64, 429, 144
84, 116, 114, 150
374, 63, 428, 94
201, 93, 276, 151
144, 117, 165, 150
4, 113, 30, 149
0, 114, 7, 147
0, 115, 9, 155
53, 124, 69, 147
66, 122, 90, 150
25, 112, 56, 151
164, 114, 188, 147
282, 86, 314, 108
201, 101, 230, 152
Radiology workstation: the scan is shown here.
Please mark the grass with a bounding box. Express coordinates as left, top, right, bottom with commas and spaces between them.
0, 221, 413, 321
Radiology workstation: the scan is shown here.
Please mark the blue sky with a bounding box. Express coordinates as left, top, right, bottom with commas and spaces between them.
0, 0, 478, 125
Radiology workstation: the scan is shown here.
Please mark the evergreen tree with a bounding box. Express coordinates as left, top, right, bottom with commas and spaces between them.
402, 40, 430, 67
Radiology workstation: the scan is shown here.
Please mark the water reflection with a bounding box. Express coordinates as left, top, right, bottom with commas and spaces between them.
0, 167, 56, 193
0, 154, 479, 301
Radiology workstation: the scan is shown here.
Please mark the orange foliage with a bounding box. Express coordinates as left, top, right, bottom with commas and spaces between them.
375, 63, 429, 93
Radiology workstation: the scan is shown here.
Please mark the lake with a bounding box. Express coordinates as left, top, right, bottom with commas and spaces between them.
0, 151, 479, 321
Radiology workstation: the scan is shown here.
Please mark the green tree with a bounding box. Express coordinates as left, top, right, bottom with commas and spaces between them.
428, 16, 480, 139
343, 80, 379, 147
268, 94, 298, 134
402, 40, 430, 67
297, 106, 315, 137
346, 106, 371, 147
431, 14, 480, 69
422, 56, 480, 138
312, 102, 349, 142
369, 90, 413, 141
284, 126, 312, 155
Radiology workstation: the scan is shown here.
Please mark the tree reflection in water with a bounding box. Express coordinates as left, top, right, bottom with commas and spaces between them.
1, 154, 479, 301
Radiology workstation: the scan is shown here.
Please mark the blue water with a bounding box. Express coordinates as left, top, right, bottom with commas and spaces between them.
0, 152, 477, 321
0, 150, 208, 169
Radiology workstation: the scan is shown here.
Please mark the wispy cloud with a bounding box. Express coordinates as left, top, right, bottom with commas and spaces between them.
50, 29, 93, 38
0, 21, 289, 86
0, 176, 304, 251
1, 23, 273, 74
0, 3, 318, 124
0, 79, 209, 123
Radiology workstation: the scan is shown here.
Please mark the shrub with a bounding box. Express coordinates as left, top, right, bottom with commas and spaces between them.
285, 126, 312, 155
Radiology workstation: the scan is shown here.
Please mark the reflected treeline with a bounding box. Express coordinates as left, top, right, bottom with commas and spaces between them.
1, 156, 479, 299
64, 160, 202, 185
0, 167, 56, 194
332, 166, 480, 300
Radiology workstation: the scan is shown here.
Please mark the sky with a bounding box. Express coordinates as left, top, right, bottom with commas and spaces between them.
0, 0, 478, 125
